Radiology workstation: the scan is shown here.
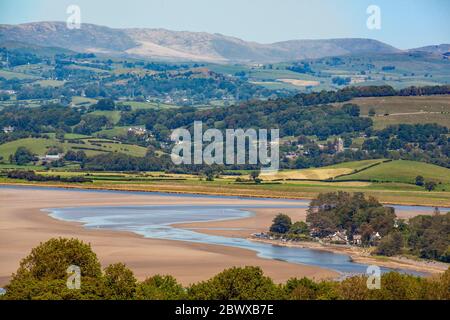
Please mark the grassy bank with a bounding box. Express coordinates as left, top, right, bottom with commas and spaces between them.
1, 159, 449, 206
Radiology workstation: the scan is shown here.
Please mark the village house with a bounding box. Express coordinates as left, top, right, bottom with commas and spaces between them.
252, 232, 270, 240
0, 89, 16, 95
285, 152, 299, 160
370, 232, 382, 243
2, 126, 14, 134
335, 138, 344, 153
39, 153, 64, 162
128, 127, 147, 136
325, 230, 348, 244
352, 234, 363, 245
164, 96, 174, 104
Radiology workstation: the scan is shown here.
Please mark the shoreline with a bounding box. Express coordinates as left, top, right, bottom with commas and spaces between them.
1, 182, 450, 209
249, 238, 449, 275
0, 187, 339, 287
0, 185, 447, 288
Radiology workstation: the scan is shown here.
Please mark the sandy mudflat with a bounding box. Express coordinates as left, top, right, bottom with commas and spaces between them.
0, 187, 338, 286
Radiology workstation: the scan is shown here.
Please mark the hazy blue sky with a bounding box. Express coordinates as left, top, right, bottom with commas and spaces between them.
0, 0, 449, 49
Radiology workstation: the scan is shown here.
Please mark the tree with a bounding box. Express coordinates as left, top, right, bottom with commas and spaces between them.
103, 263, 137, 300
12, 238, 101, 281
94, 98, 115, 111
250, 170, 261, 184
289, 221, 309, 235
4, 238, 103, 300
342, 104, 360, 117
358, 222, 374, 245
270, 214, 292, 234
64, 150, 78, 161
424, 181, 437, 192
55, 129, 65, 141
415, 175, 425, 186
136, 275, 186, 300
65, 150, 87, 163
13, 146, 35, 165
338, 276, 370, 300
187, 267, 282, 300
375, 232, 404, 256
407, 213, 450, 262
307, 192, 395, 238
284, 277, 318, 300
368, 108, 376, 117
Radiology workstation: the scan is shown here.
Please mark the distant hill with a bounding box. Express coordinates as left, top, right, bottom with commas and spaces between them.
0, 40, 75, 56
0, 21, 402, 63
411, 44, 450, 55
0, 22, 136, 55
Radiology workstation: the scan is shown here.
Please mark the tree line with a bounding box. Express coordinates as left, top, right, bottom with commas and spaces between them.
269, 192, 450, 262
2, 238, 449, 300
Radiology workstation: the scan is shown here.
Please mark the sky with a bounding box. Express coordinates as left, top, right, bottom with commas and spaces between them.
0, 0, 449, 49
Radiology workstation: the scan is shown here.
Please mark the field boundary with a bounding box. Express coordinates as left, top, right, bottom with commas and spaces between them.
331, 159, 392, 181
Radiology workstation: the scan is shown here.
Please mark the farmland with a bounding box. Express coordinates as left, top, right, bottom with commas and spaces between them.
1, 159, 449, 207
348, 95, 450, 129
0, 136, 148, 159
260, 159, 386, 181
336, 160, 450, 185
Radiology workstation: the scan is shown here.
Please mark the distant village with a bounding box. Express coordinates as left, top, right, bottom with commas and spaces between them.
252, 229, 382, 247
284, 137, 346, 161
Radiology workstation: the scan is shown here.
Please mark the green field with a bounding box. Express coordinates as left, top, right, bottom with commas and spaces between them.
71, 96, 98, 106
94, 126, 130, 138
120, 100, 180, 110
1, 158, 449, 206
0, 138, 52, 160
260, 159, 386, 181
34, 79, 66, 87
90, 110, 122, 124
327, 159, 387, 170
0, 98, 59, 109
336, 160, 450, 185
348, 95, 450, 129
0, 137, 148, 160
2, 169, 450, 207
0, 69, 39, 80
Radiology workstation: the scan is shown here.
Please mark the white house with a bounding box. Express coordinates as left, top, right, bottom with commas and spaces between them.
352, 234, 363, 245
336, 138, 344, 153
2, 126, 14, 134
325, 231, 348, 244
370, 232, 382, 243
39, 154, 64, 162
128, 127, 147, 136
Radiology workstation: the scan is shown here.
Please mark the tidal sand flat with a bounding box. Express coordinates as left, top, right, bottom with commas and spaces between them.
46, 205, 377, 275
0, 186, 440, 286
0, 186, 337, 286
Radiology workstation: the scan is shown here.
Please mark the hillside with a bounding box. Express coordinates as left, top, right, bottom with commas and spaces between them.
411, 44, 450, 55
345, 95, 450, 130
336, 160, 450, 185
260, 159, 385, 181
260, 159, 450, 188
0, 21, 401, 63
0, 137, 148, 160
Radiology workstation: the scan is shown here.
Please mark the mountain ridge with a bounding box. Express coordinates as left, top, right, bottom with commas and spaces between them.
0, 21, 434, 63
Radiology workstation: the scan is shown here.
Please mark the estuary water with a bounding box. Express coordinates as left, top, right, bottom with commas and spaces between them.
3, 185, 443, 276
44, 202, 436, 277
